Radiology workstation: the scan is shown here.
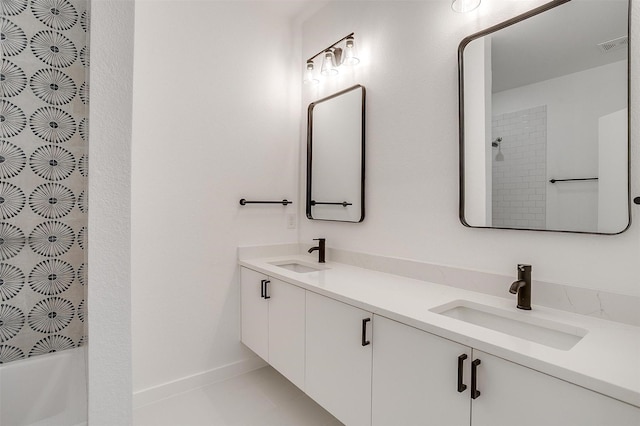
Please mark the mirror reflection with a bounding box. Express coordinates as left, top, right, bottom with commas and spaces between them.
459, 0, 629, 234
306, 85, 365, 222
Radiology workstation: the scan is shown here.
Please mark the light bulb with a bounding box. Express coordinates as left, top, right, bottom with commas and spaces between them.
451, 0, 481, 13
343, 36, 360, 66
321, 50, 339, 76
304, 61, 319, 85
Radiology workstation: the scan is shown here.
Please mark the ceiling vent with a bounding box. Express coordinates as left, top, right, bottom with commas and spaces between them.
597, 36, 628, 53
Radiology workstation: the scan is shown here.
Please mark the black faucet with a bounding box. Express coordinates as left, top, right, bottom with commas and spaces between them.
308, 238, 325, 263
509, 264, 532, 310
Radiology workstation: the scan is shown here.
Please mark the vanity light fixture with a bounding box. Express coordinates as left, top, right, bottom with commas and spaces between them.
321, 49, 339, 76
452, 0, 481, 13
304, 61, 320, 85
304, 32, 360, 84
343, 36, 360, 65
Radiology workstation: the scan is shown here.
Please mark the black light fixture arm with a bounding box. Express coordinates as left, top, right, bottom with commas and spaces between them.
306, 32, 355, 63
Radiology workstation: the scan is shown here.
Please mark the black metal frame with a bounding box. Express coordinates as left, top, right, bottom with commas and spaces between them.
306, 84, 366, 223
458, 0, 632, 235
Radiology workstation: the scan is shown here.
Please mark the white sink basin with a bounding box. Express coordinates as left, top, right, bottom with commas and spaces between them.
431, 300, 587, 350
269, 260, 326, 274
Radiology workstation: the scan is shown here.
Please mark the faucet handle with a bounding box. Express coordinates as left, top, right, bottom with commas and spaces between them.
518, 264, 532, 271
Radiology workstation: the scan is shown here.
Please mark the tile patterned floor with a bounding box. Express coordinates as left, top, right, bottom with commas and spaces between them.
133, 366, 343, 426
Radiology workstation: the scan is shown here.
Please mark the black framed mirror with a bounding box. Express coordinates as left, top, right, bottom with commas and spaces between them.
459, 0, 630, 234
306, 85, 365, 222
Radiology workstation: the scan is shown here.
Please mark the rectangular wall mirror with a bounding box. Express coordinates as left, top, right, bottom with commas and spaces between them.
459, 0, 630, 234
307, 85, 365, 222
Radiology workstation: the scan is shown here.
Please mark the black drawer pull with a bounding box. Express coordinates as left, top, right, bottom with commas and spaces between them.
361, 318, 371, 346
260, 280, 266, 298
457, 354, 468, 393
263, 280, 271, 299
471, 358, 481, 399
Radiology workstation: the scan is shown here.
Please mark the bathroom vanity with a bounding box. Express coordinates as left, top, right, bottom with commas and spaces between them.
239, 254, 640, 426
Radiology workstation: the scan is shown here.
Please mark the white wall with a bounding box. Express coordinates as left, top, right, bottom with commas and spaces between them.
493, 60, 627, 232
299, 1, 639, 297
462, 37, 492, 226
88, 0, 134, 424
599, 108, 629, 233
131, 1, 301, 393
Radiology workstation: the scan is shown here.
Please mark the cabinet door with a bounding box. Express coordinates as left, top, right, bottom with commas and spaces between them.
240, 267, 269, 361
372, 315, 471, 426
268, 278, 305, 390
471, 350, 640, 426
306, 291, 372, 426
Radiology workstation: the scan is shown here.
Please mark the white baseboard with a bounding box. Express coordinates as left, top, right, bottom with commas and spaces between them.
133, 356, 267, 409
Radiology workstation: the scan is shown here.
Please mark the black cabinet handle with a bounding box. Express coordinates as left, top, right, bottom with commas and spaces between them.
471, 358, 481, 399
361, 318, 371, 346
457, 354, 468, 393
264, 280, 271, 299
260, 280, 266, 298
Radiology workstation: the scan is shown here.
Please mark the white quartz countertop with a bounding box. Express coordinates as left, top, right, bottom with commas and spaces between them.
239, 254, 640, 408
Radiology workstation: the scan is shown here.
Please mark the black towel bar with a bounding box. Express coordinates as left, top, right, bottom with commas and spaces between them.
239, 199, 292, 206
310, 201, 352, 207
549, 177, 598, 183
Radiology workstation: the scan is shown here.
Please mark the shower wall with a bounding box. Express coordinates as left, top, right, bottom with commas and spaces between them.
0, 0, 88, 365
491, 105, 547, 229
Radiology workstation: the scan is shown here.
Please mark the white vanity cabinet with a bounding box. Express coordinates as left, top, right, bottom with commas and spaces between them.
240, 268, 269, 360
472, 350, 640, 426
372, 315, 640, 426
371, 315, 470, 426
240, 267, 305, 389
305, 291, 373, 426
239, 259, 640, 426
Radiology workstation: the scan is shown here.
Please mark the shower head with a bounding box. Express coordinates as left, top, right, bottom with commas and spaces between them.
493, 137, 504, 161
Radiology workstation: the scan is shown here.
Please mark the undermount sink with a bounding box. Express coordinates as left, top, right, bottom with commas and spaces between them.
269, 260, 326, 274
431, 300, 587, 350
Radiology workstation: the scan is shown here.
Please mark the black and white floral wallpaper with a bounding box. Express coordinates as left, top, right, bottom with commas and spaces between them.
0, 0, 88, 365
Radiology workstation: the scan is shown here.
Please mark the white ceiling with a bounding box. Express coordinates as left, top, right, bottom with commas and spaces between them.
490, 0, 628, 93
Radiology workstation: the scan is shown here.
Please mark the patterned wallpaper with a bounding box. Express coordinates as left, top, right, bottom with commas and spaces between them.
0, 0, 88, 365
